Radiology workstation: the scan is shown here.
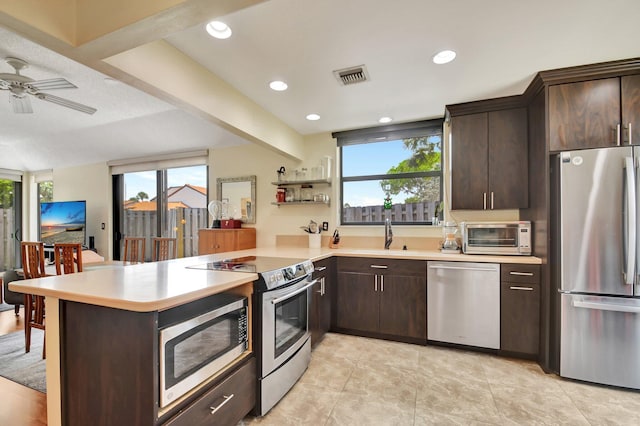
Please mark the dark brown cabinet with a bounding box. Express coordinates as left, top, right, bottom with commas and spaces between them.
500, 264, 540, 357
310, 257, 333, 348
549, 75, 640, 151
164, 358, 256, 426
335, 257, 427, 342
450, 107, 528, 210
60, 296, 255, 426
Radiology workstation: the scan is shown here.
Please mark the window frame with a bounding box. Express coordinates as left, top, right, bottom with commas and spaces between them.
334, 118, 444, 226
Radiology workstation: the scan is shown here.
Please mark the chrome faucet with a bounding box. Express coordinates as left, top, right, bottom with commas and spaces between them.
384, 218, 393, 249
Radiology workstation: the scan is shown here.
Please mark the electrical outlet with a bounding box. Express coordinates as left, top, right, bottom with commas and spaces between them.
322, 221, 329, 231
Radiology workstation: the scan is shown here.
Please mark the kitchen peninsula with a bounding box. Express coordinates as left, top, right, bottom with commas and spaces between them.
10, 255, 258, 426
11, 247, 541, 426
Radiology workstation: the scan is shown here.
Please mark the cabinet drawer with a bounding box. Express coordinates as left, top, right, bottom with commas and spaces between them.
313, 258, 332, 279
501, 264, 540, 284
164, 357, 256, 426
338, 257, 426, 278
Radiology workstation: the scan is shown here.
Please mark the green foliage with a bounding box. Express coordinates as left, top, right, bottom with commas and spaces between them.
136, 191, 149, 202
0, 179, 15, 208
39, 181, 53, 203
380, 135, 442, 202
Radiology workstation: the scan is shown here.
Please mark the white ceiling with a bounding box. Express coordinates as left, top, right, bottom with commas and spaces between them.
1, 0, 640, 172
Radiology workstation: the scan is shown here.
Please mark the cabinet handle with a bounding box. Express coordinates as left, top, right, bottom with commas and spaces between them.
491, 192, 494, 210
483, 192, 487, 210
374, 275, 378, 292
370, 264, 388, 269
627, 123, 633, 145
320, 277, 325, 295
509, 286, 534, 291
381, 275, 384, 292
210, 394, 234, 415
509, 271, 534, 276
616, 123, 621, 146
315, 266, 327, 272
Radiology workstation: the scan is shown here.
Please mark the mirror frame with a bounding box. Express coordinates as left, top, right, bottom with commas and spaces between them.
216, 175, 256, 224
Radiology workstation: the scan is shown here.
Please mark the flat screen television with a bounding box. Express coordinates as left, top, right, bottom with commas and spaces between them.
40, 200, 87, 247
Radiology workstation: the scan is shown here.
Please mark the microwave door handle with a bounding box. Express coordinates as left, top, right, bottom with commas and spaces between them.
270, 279, 319, 305
624, 157, 636, 286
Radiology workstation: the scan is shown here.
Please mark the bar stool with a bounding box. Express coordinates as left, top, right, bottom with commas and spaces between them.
21, 241, 47, 358
53, 243, 84, 275
123, 237, 146, 263
151, 237, 177, 261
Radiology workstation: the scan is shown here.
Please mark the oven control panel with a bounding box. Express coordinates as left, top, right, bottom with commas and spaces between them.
262, 260, 314, 290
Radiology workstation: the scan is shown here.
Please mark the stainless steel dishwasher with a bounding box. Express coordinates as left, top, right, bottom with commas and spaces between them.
427, 261, 500, 349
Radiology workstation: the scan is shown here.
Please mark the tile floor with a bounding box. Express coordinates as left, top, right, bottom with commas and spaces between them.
241, 333, 640, 425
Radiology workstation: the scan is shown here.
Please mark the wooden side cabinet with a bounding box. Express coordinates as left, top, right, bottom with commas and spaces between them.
335, 257, 427, 343
198, 228, 256, 255
310, 257, 334, 348
500, 263, 540, 357
450, 107, 528, 210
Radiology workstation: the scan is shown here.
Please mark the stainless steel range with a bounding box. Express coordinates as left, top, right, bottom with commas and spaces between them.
188, 256, 315, 415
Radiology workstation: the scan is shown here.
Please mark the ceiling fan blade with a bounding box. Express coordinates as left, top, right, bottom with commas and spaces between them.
35, 92, 97, 115
28, 78, 77, 91
10, 94, 33, 113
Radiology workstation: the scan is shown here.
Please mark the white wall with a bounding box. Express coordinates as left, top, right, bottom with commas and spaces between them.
52, 163, 112, 258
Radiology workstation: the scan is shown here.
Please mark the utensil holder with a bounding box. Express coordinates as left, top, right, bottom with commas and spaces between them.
309, 233, 321, 248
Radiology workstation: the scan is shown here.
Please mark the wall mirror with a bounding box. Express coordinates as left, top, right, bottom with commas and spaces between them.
217, 175, 256, 224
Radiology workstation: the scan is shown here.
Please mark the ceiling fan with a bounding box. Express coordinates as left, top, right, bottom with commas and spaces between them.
0, 57, 96, 115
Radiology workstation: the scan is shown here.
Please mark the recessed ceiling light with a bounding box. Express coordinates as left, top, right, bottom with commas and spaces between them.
206, 21, 232, 39
433, 50, 457, 64
306, 114, 321, 121
269, 80, 288, 91
379, 116, 393, 124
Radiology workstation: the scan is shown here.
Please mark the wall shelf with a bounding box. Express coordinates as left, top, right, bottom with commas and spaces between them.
271, 201, 330, 207
272, 178, 331, 206
271, 178, 331, 186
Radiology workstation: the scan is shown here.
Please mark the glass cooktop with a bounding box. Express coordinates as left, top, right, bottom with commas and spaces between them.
186, 256, 314, 290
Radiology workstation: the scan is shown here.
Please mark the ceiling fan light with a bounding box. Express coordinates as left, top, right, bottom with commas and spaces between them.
10, 94, 33, 113
206, 21, 232, 39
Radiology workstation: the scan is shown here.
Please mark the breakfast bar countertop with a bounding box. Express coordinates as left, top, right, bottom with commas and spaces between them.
9, 255, 259, 312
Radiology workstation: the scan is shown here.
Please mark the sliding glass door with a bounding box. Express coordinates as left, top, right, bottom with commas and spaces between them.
114, 165, 208, 261
0, 179, 21, 271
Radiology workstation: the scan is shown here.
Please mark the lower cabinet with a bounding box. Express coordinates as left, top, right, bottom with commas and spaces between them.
335, 257, 427, 342
310, 257, 333, 348
500, 264, 541, 356
164, 357, 256, 426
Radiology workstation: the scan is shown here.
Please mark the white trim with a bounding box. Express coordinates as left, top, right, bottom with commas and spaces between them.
0, 168, 22, 181
32, 169, 53, 183
108, 149, 209, 174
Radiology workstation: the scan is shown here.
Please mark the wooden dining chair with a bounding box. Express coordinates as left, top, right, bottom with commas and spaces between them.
123, 237, 146, 263
152, 237, 177, 261
53, 243, 84, 275
21, 241, 47, 358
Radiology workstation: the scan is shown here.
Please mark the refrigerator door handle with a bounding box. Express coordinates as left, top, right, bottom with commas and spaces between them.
623, 156, 636, 285
573, 299, 640, 314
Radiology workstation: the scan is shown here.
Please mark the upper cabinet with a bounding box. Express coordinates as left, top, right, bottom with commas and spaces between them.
622, 74, 640, 146
449, 106, 528, 210
549, 74, 640, 151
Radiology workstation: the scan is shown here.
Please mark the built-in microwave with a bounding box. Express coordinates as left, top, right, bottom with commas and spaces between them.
461, 221, 532, 255
158, 293, 248, 408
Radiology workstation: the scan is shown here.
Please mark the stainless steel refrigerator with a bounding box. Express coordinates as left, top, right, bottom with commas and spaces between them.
559, 147, 640, 390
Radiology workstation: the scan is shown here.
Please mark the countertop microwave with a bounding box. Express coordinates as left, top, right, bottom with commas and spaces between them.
461, 221, 532, 256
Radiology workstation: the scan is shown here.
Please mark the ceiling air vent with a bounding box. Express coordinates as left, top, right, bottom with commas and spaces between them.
333, 65, 369, 86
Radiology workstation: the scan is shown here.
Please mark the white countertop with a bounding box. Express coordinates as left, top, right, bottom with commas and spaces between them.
10, 247, 540, 312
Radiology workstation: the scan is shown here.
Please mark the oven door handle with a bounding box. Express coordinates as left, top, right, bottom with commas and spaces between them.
270, 279, 319, 305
